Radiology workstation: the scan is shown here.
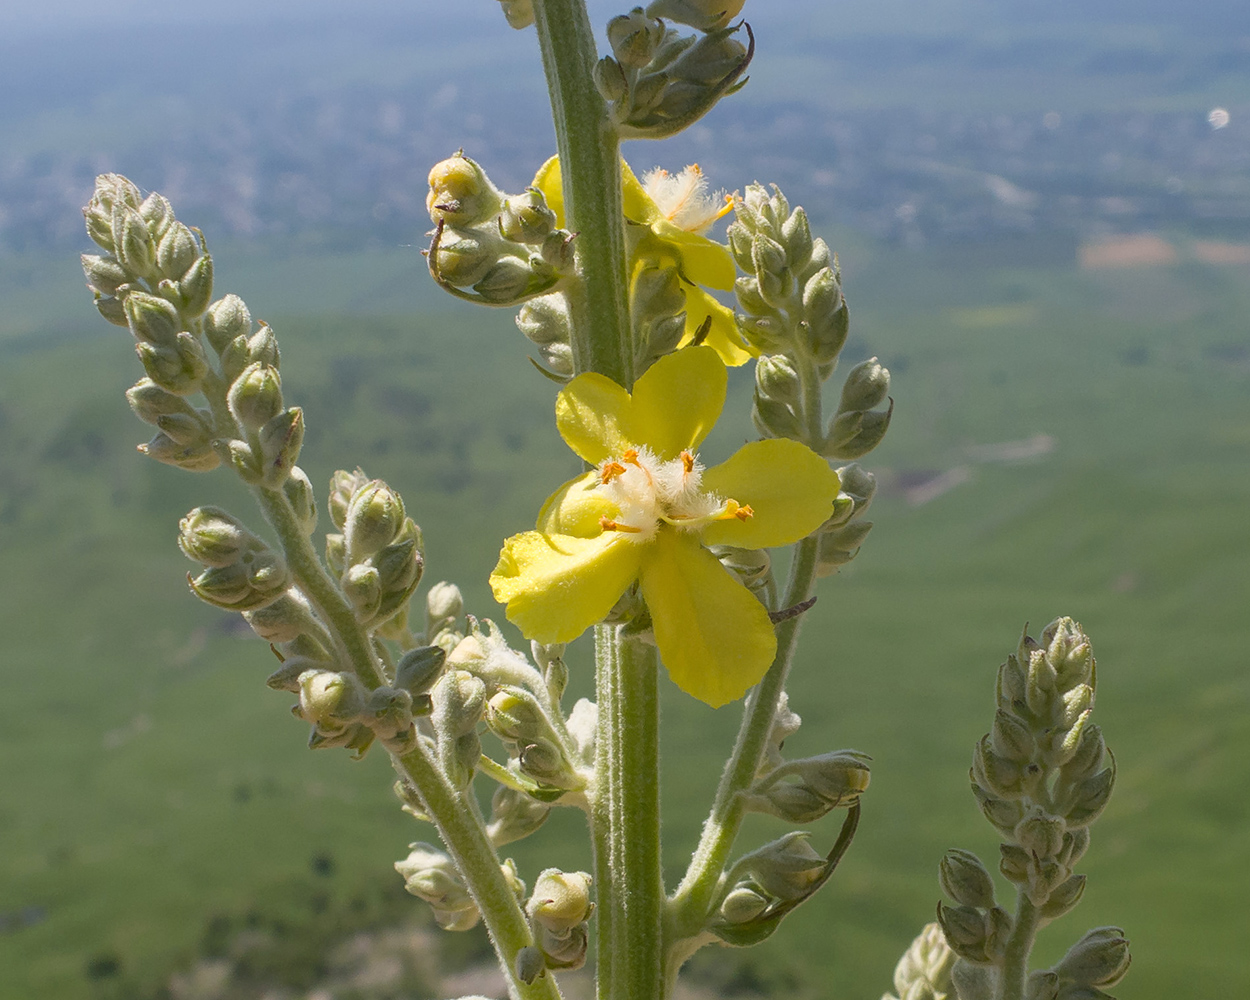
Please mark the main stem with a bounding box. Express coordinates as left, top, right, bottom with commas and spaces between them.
532, 4, 662, 1000
999, 895, 1041, 1000
532, 0, 633, 388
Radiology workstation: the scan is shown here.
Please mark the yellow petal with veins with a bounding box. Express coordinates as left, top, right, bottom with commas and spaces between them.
652, 220, 736, 290
631, 346, 727, 459
701, 439, 840, 550
556, 372, 637, 464
491, 531, 644, 644
537, 472, 618, 538
639, 529, 777, 708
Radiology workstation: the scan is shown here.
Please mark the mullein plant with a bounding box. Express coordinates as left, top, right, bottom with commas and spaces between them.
76, 1, 1128, 998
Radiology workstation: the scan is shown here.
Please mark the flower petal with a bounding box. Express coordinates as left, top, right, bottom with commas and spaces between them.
653, 220, 736, 290
537, 472, 617, 538
701, 439, 840, 549
556, 372, 637, 464
532, 156, 565, 228
639, 530, 777, 708
681, 286, 754, 367
631, 346, 727, 459
491, 531, 643, 644
621, 160, 660, 224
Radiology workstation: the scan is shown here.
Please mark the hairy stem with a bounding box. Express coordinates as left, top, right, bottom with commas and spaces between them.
592, 625, 664, 1000
999, 895, 1041, 1000
532, 0, 633, 387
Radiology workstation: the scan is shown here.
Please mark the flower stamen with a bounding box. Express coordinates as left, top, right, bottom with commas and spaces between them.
599, 516, 644, 534
600, 460, 626, 484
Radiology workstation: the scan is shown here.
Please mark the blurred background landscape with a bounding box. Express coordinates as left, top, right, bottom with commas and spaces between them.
1, 1, 1247, 998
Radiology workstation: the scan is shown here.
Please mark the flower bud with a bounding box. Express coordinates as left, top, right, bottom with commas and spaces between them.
1064, 765, 1115, 828
173, 253, 214, 318
1039, 874, 1087, 920
427, 154, 503, 227
82, 253, 129, 296
432, 229, 497, 287
594, 55, 628, 102
127, 378, 198, 425
244, 592, 316, 644
537, 921, 588, 970
486, 688, 548, 744
1052, 927, 1130, 988
497, 0, 534, 29
125, 290, 181, 347
751, 394, 804, 440
516, 292, 572, 350
839, 358, 890, 413
395, 843, 481, 931
940, 849, 997, 909
178, 506, 259, 567
433, 669, 486, 738
823, 401, 892, 461
188, 550, 289, 611
114, 204, 156, 278
1015, 811, 1067, 859
138, 191, 174, 239
394, 645, 446, 697
500, 189, 556, 244
528, 869, 593, 935
228, 363, 284, 431
203, 294, 251, 353
257, 407, 304, 487
936, 903, 991, 964
342, 563, 382, 622
344, 479, 404, 561
486, 784, 552, 847
474, 255, 557, 305
156, 221, 199, 280
607, 9, 664, 68
733, 832, 826, 902
719, 886, 769, 925
802, 267, 849, 363
755, 354, 801, 407
298, 669, 367, 729
247, 322, 280, 367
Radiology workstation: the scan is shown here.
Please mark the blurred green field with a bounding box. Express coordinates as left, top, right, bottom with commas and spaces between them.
0, 237, 1247, 999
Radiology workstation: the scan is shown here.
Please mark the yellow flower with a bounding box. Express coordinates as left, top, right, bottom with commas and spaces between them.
532, 157, 753, 367
490, 347, 839, 707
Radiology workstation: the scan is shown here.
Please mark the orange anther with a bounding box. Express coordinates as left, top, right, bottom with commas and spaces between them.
622, 448, 640, 465
681, 451, 695, 474
600, 461, 626, 484
735, 504, 754, 521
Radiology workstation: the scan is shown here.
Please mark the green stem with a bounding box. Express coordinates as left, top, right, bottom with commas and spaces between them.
999, 894, 1041, 1000
667, 351, 828, 945
397, 746, 565, 1000
531, 0, 633, 386
666, 535, 821, 939
592, 626, 664, 1000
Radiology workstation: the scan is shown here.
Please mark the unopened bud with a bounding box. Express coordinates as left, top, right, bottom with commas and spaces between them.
247, 323, 280, 366
486, 688, 548, 743
733, 832, 826, 902
474, 255, 556, 305
427, 154, 503, 227
890, 923, 956, 1000
802, 267, 849, 363
940, 849, 996, 909
203, 294, 251, 353
823, 401, 892, 461
244, 591, 316, 644
298, 669, 366, 727
395, 843, 480, 931
257, 407, 304, 487
125, 290, 180, 347
178, 506, 259, 567
528, 869, 593, 935
719, 885, 769, 924
1052, 927, 1130, 988
500, 189, 556, 243
607, 9, 664, 68
228, 363, 284, 431
486, 784, 552, 847
343, 480, 404, 560
839, 358, 890, 413
645, 0, 746, 31
1015, 811, 1067, 858
156, 221, 199, 280
594, 55, 629, 102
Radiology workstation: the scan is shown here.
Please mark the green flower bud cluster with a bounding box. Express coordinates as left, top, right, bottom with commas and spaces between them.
395, 843, 483, 932
426, 153, 574, 307
521, 869, 594, 975
881, 923, 956, 1000
741, 749, 871, 824
82, 174, 214, 332
708, 829, 848, 948
815, 462, 877, 576
595, 8, 752, 139
325, 472, 425, 631
496, 0, 534, 29
179, 506, 290, 611
937, 619, 1126, 993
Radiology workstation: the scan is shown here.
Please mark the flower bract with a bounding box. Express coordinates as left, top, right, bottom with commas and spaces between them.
490, 347, 838, 707
532, 156, 752, 366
